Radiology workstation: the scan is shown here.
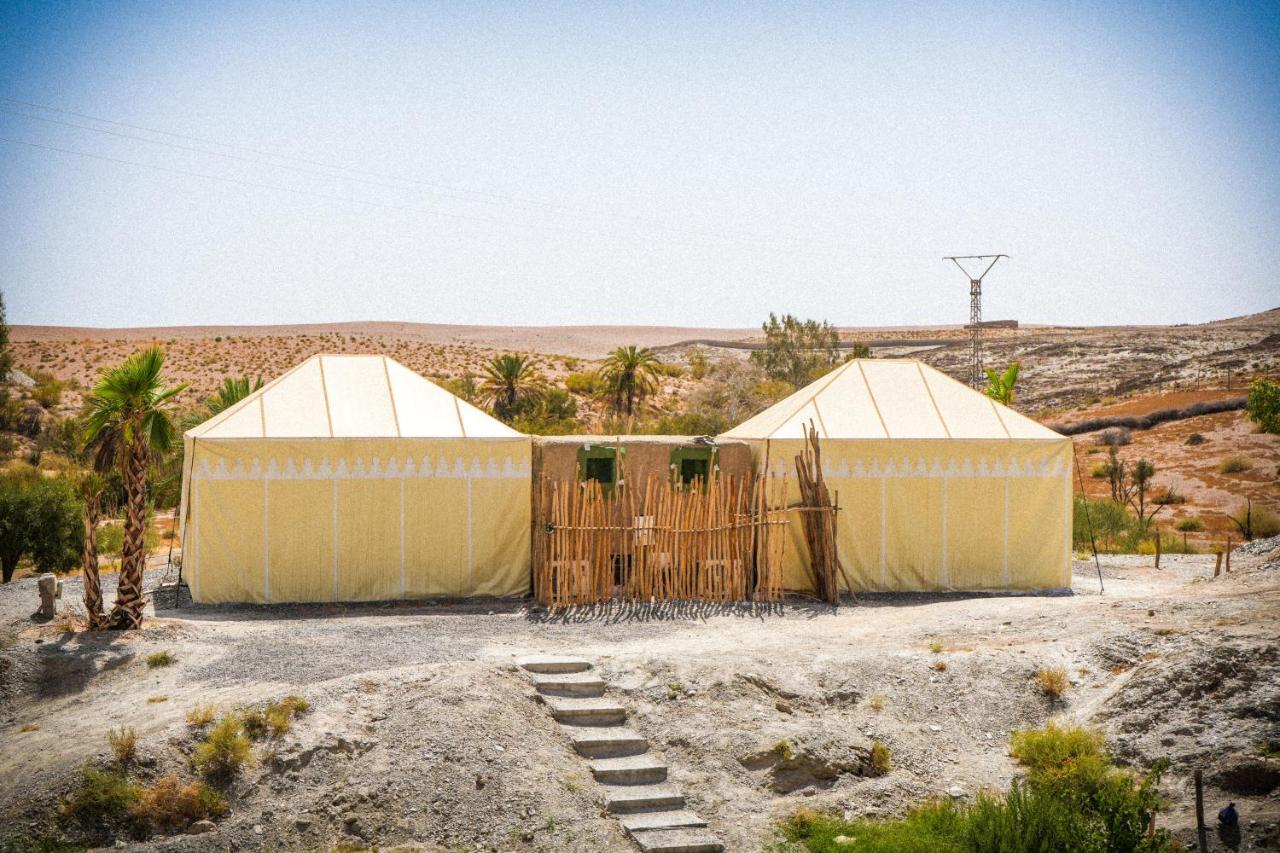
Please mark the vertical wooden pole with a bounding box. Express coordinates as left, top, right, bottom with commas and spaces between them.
1214, 551, 1222, 577
1225, 538, 1231, 572
1154, 527, 1161, 570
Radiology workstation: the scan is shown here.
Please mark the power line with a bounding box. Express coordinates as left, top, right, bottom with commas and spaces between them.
0, 135, 656, 239
0, 96, 766, 245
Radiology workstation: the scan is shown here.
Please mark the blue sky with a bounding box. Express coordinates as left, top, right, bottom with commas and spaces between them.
1, 1, 1277, 329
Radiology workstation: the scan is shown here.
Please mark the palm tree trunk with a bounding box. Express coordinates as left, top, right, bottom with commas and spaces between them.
111, 431, 148, 629
83, 493, 105, 629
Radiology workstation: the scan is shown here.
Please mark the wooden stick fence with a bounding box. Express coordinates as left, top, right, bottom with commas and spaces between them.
794, 423, 850, 605
534, 472, 789, 608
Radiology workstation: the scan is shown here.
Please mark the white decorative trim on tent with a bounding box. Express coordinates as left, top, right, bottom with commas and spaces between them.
194, 455, 531, 481
765, 455, 1067, 480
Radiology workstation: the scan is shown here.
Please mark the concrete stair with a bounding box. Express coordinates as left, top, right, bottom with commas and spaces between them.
518, 656, 723, 852
590, 753, 669, 785
528, 671, 606, 697
516, 655, 594, 674
604, 784, 685, 813
542, 695, 628, 726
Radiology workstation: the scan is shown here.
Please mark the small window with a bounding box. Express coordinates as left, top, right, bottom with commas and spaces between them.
584, 456, 615, 485
577, 446, 619, 494
670, 446, 716, 486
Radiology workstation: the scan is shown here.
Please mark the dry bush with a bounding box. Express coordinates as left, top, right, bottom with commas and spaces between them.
868, 740, 892, 776
867, 694, 885, 712
108, 726, 137, 766
1096, 427, 1131, 447
928, 639, 944, 654
1175, 517, 1204, 532
1186, 432, 1206, 446
146, 650, 175, 668
1219, 455, 1252, 474
1035, 668, 1070, 700
185, 705, 215, 729
932, 660, 948, 672
129, 774, 227, 833
146, 695, 167, 704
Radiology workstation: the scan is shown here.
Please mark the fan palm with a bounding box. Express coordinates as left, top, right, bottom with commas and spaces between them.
481, 354, 543, 422
83, 347, 186, 629
208, 375, 263, 416
600, 346, 663, 416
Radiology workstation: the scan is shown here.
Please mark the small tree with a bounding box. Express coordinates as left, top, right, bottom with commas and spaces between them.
600, 346, 663, 417
749, 313, 842, 388
77, 472, 113, 627
1247, 378, 1280, 434
0, 472, 83, 582
480, 355, 543, 422
984, 361, 1021, 406
1128, 459, 1158, 524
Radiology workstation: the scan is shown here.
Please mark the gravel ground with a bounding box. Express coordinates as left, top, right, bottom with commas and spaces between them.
1, 553, 1277, 851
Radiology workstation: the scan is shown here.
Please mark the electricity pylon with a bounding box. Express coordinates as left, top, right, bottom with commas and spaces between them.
944, 254, 1008, 389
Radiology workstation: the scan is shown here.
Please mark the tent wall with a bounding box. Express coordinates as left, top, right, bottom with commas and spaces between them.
182, 437, 531, 603
754, 438, 1072, 592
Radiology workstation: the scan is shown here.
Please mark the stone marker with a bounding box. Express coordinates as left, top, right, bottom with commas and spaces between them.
37, 573, 61, 619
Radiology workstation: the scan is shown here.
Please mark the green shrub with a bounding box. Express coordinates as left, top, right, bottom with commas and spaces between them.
781, 723, 1174, 853
1246, 378, 1280, 434
1174, 517, 1203, 532
564, 371, 599, 395
1185, 432, 1205, 445
1088, 464, 1109, 479
1073, 496, 1139, 553
1219, 455, 1252, 474
61, 767, 139, 825
192, 717, 253, 779
145, 651, 175, 669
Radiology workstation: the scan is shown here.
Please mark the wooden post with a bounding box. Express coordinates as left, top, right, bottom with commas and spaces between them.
1194, 768, 1207, 853
1225, 537, 1231, 572
1154, 528, 1161, 570
1214, 552, 1222, 578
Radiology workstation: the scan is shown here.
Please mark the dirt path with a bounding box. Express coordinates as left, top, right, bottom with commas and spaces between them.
0, 553, 1276, 850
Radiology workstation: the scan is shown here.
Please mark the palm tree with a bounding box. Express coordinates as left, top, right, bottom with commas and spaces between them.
207, 375, 263, 416
480, 355, 543, 422
83, 348, 186, 629
600, 346, 663, 416
983, 361, 1020, 406
76, 471, 111, 629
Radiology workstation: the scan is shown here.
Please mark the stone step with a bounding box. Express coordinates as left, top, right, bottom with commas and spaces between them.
543, 695, 627, 726
590, 753, 668, 785
517, 655, 593, 674
629, 827, 723, 853
617, 809, 707, 832
529, 671, 606, 697
603, 783, 685, 813
562, 725, 650, 758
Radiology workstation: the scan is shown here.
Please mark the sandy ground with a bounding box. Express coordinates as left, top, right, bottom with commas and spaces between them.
0, 549, 1276, 851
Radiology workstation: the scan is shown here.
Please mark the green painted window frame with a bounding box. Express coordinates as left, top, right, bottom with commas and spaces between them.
670, 446, 717, 486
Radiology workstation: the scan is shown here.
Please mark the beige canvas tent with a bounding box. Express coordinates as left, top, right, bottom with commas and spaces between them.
721, 359, 1072, 592
178, 354, 531, 604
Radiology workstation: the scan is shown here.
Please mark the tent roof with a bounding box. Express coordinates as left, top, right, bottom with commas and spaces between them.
720, 359, 1062, 441
188, 354, 524, 439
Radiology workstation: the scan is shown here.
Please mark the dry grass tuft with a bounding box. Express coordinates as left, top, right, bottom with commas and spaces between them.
932, 660, 948, 672
1035, 667, 1070, 700
146, 650, 176, 668
146, 695, 168, 704
192, 716, 254, 779
108, 726, 137, 765
867, 694, 885, 712
1219, 455, 1252, 474
868, 740, 892, 776
130, 774, 227, 833
928, 639, 944, 654
185, 705, 216, 729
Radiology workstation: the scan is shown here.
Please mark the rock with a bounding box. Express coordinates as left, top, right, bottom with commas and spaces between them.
929, 724, 942, 732
948, 785, 966, 799
36, 574, 60, 619
294, 816, 313, 831
187, 820, 216, 835
252, 824, 263, 835
834, 835, 854, 845
776, 700, 794, 714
